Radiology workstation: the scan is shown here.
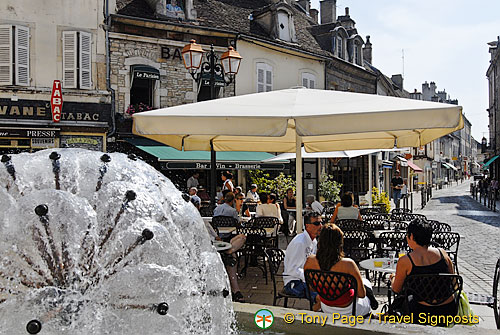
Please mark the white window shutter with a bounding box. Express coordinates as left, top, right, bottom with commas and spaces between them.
265, 68, 272, 92
15, 26, 30, 86
79, 32, 91, 89
62, 31, 77, 88
0, 25, 13, 85
257, 67, 264, 93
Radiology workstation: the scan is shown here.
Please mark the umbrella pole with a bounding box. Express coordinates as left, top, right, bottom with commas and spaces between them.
210, 140, 216, 210
296, 134, 303, 233
368, 154, 373, 206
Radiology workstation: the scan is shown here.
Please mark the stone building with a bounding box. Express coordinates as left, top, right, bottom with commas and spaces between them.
0, 0, 111, 153
486, 37, 500, 178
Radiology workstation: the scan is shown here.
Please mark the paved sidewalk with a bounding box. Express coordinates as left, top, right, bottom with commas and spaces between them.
415, 180, 499, 328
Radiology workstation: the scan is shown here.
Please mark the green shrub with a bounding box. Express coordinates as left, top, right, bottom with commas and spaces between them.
248, 170, 295, 200
318, 175, 342, 204
372, 187, 391, 213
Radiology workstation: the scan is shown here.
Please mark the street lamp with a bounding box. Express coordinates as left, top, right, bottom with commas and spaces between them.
181, 39, 242, 209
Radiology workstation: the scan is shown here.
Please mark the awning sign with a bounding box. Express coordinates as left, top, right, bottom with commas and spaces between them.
51, 80, 63, 122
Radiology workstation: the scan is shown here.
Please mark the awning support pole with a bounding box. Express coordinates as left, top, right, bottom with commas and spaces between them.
296, 133, 303, 233
368, 153, 373, 206
210, 140, 217, 210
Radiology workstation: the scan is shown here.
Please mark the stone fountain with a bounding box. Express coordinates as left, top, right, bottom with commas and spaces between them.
0, 149, 234, 334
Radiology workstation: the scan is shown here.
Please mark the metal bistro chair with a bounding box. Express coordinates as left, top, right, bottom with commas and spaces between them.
343, 230, 372, 265
336, 219, 366, 231
390, 208, 411, 215
363, 213, 390, 221
426, 220, 452, 232
365, 219, 390, 231
323, 207, 336, 223
431, 232, 460, 274
211, 216, 239, 241
248, 216, 280, 248
236, 226, 268, 283
468, 257, 500, 329
265, 248, 311, 308
199, 205, 213, 217
244, 201, 258, 213
360, 207, 382, 215
304, 269, 359, 314
394, 274, 462, 321
375, 231, 409, 257
390, 212, 420, 222
390, 220, 408, 232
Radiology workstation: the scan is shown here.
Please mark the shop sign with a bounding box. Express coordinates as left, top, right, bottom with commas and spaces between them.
0, 128, 59, 138
134, 71, 160, 80
0, 99, 111, 123
60, 135, 103, 151
452, 156, 458, 161
51, 80, 63, 122
161, 162, 286, 170
31, 138, 56, 148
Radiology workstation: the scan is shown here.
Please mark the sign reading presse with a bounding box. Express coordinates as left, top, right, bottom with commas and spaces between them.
51, 80, 63, 122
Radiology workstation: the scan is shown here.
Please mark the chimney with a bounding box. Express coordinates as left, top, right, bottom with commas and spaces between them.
430, 81, 436, 94
363, 35, 372, 64
320, 0, 336, 24
345, 7, 349, 16
309, 8, 319, 24
297, 0, 310, 13
391, 74, 403, 90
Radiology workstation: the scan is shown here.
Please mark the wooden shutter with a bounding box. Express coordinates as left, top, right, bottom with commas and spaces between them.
15, 26, 30, 86
79, 31, 91, 89
257, 64, 265, 93
0, 25, 13, 85
265, 66, 272, 92
62, 31, 77, 88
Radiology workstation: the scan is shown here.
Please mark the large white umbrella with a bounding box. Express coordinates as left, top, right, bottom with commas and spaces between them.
133, 88, 463, 231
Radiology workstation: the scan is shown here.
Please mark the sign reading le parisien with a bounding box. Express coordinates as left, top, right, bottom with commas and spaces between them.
51, 80, 63, 122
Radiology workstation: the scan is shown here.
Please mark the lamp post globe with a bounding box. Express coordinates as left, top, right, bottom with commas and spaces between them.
221, 46, 242, 76
181, 39, 204, 73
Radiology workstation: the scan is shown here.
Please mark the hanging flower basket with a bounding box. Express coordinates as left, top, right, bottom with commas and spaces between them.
125, 103, 153, 116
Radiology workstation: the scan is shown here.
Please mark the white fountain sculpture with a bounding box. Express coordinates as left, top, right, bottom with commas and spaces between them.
0, 149, 235, 334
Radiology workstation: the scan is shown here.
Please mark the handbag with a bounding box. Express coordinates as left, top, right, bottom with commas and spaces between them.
456, 292, 476, 326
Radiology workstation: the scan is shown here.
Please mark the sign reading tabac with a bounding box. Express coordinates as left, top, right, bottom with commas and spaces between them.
51, 80, 63, 122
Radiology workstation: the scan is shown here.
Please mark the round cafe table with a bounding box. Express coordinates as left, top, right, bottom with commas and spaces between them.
359, 257, 397, 274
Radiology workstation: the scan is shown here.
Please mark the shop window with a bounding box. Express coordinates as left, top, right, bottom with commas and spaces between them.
197, 85, 221, 102
256, 62, 273, 93
62, 31, 92, 89
0, 25, 30, 86
129, 65, 159, 109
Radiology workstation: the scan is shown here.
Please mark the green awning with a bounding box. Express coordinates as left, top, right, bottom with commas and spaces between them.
442, 162, 458, 171
126, 137, 288, 170
482, 155, 499, 170
442, 163, 451, 169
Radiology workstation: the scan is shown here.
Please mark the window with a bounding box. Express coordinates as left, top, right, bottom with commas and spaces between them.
301, 73, 316, 89
353, 41, 361, 65
256, 62, 273, 93
277, 11, 291, 41
336, 36, 344, 59
0, 25, 30, 86
63, 31, 92, 89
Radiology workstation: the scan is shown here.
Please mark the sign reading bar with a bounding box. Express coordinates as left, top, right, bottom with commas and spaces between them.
162, 162, 286, 170
51, 80, 63, 122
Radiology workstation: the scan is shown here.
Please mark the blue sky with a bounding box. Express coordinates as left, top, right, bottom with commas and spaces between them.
310, 0, 500, 141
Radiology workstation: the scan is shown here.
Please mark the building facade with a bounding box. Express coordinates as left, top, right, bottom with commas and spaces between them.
487, 37, 500, 178
0, 0, 111, 153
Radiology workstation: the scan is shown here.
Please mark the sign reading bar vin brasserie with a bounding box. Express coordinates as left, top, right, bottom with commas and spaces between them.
162, 162, 286, 170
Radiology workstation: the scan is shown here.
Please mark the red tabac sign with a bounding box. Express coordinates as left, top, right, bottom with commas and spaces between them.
51, 80, 63, 122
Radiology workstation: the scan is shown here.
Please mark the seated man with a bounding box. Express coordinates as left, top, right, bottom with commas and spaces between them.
189, 187, 201, 210
306, 195, 324, 215
283, 212, 323, 302
213, 192, 239, 221
246, 184, 260, 203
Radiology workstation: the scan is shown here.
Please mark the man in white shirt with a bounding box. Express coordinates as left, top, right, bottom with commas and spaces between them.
187, 172, 199, 190
246, 184, 260, 203
283, 212, 323, 301
306, 195, 324, 215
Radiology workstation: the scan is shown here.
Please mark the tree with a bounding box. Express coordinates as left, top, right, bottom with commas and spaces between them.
318, 175, 342, 204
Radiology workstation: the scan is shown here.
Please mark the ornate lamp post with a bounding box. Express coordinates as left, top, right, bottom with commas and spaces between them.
181, 40, 242, 208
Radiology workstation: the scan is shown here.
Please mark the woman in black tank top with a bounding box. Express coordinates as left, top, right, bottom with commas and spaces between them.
389, 219, 457, 324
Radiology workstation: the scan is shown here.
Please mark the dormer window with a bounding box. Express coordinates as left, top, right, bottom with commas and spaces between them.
276, 9, 296, 42
165, 0, 185, 19
336, 36, 344, 59
252, 4, 296, 43
353, 41, 361, 65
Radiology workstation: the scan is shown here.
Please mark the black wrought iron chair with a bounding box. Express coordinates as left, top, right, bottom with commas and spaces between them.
426, 220, 452, 232
375, 231, 409, 257
431, 232, 460, 274
323, 207, 336, 223
390, 208, 411, 215
365, 219, 390, 231
248, 216, 280, 248
199, 205, 213, 217
389, 212, 415, 222
212, 215, 240, 228
244, 201, 258, 213
342, 230, 372, 264
360, 207, 382, 215
304, 269, 359, 314
468, 257, 500, 329
336, 219, 366, 231
363, 213, 390, 221
236, 227, 268, 283
265, 248, 311, 307
388, 273, 462, 322
390, 220, 408, 231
